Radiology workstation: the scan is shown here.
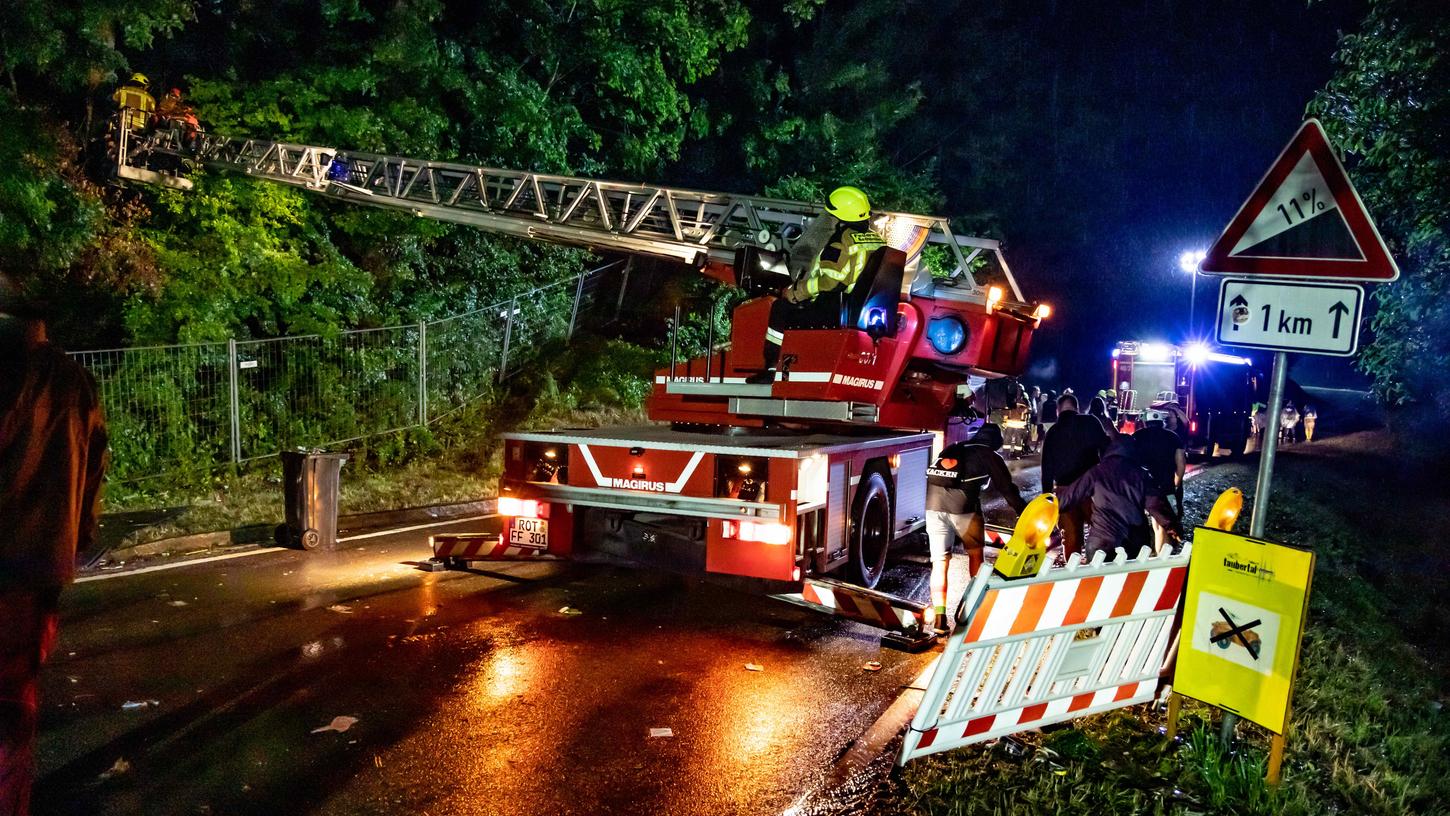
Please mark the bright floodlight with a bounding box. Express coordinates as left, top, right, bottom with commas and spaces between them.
1138, 342, 1171, 362
1184, 342, 1211, 366
1179, 249, 1207, 274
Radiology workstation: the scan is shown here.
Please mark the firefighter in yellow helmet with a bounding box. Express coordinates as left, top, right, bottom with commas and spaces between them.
112, 73, 155, 132
750, 186, 887, 382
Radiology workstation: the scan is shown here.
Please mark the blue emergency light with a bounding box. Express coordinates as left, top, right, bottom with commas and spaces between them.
926, 316, 967, 355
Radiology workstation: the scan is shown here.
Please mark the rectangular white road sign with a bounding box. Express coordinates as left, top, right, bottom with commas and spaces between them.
1215, 278, 1364, 357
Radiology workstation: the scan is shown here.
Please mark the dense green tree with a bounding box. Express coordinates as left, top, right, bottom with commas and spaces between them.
1310, 0, 1450, 434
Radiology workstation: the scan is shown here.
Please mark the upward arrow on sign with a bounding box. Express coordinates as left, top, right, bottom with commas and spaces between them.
1200, 119, 1398, 282
1329, 300, 1351, 338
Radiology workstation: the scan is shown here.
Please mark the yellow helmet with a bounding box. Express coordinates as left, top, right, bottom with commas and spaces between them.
130, 72, 149, 86
825, 186, 871, 222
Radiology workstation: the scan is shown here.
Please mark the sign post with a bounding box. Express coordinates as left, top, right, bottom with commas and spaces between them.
1195, 118, 1399, 772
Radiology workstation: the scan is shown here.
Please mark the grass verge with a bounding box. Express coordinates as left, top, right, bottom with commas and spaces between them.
882, 431, 1450, 816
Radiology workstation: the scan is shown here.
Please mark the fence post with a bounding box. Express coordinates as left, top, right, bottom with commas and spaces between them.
568, 270, 588, 340
498, 296, 518, 382
417, 320, 428, 426
227, 338, 241, 463
614, 258, 633, 320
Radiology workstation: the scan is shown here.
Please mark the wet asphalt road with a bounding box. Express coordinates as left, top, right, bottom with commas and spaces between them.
34, 517, 948, 816
35, 453, 1048, 816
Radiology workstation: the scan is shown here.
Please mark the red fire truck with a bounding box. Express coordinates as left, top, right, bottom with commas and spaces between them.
116, 115, 1048, 647
1110, 341, 1261, 456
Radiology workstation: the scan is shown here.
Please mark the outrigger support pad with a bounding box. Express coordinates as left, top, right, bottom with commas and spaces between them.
881, 626, 939, 653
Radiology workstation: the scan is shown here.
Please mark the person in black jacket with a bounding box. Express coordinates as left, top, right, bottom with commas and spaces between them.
925, 424, 1027, 632
1055, 435, 1180, 561
1132, 411, 1186, 552
1040, 393, 1109, 559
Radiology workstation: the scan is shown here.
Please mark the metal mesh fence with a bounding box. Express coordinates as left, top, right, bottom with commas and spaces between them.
72, 262, 628, 484
235, 325, 422, 461
70, 342, 233, 484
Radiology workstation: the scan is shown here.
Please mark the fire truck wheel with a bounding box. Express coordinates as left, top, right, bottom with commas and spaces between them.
848, 471, 892, 589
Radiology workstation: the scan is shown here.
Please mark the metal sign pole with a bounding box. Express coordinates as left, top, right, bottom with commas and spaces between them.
1220, 349, 1289, 748
1251, 351, 1288, 539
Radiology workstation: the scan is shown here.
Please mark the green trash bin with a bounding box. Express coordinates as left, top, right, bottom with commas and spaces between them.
275, 449, 349, 550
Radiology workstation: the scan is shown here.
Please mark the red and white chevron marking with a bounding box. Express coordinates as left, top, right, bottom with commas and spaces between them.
431, 534, 549, 561
781, 578, 925, 631
901, 546, 1192, 764
910, 678, 1158, 751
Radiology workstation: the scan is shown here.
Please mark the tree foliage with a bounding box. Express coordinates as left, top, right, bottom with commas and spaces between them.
0, 0, 962, 354
1310, 0, 1450, 426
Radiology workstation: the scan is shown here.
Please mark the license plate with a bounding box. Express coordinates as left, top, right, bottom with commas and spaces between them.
508, 517, 549, 550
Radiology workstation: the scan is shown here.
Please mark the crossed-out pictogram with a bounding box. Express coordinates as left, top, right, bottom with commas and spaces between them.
1210, 607, 1262, 660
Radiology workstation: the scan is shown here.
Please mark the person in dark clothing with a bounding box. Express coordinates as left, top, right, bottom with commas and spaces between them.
1087, 395, 1114, 435
1055, 435, 1180, 562
925, 424, 1027, 632
1132, 411, 1186, 552
0, 272, 108, 816
1039, 389, 1059, 432
1040, 393, 1109, 559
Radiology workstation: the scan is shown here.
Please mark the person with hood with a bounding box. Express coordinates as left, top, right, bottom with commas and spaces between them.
924, 423, 1027, 633
0, 271, 108, 814
1055, 435, 1180, 561
1040, 392, 1110, 559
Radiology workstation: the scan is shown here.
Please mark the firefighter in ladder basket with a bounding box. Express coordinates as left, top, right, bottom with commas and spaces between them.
749, 185, 886, 383
925, 423, 1028, 633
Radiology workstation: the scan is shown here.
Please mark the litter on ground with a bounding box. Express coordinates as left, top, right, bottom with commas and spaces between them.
311, 715, 359, 734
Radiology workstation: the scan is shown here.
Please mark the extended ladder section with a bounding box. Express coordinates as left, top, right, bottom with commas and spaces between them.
114, 116, 1024, 304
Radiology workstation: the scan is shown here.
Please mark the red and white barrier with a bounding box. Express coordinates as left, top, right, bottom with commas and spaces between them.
430, 533, 562, 562
900, 545, 1190, 763
773, 577, 926, 632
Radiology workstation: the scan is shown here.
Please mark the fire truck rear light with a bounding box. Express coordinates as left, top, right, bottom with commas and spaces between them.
743, 521, 792, 545
725, 520, 792, 545
1190, 420, 1198, 433
498, 497, 539, 518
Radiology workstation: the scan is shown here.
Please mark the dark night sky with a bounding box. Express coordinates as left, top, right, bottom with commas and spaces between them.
897, 0, 1367, 390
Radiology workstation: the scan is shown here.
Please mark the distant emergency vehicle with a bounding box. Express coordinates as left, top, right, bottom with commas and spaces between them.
1111, 341, 1262, 457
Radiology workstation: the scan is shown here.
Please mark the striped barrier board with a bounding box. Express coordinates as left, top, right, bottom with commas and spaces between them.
430, 533, 563, 562
900, 545, 1191, 763
772, 577, 927, 632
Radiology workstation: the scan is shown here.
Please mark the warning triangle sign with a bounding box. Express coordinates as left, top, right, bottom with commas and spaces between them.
1201, 119, 1398, 282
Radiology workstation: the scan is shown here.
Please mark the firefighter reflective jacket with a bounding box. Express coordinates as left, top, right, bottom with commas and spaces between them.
786, 222, 886, 302
112, 83, 155, 130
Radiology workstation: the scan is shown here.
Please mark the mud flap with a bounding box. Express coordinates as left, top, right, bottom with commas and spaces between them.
771, 577, 937, 651
426, 532, 568, 570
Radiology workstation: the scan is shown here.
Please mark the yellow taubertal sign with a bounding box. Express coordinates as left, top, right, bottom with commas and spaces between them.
1175, 527, 1315, 734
